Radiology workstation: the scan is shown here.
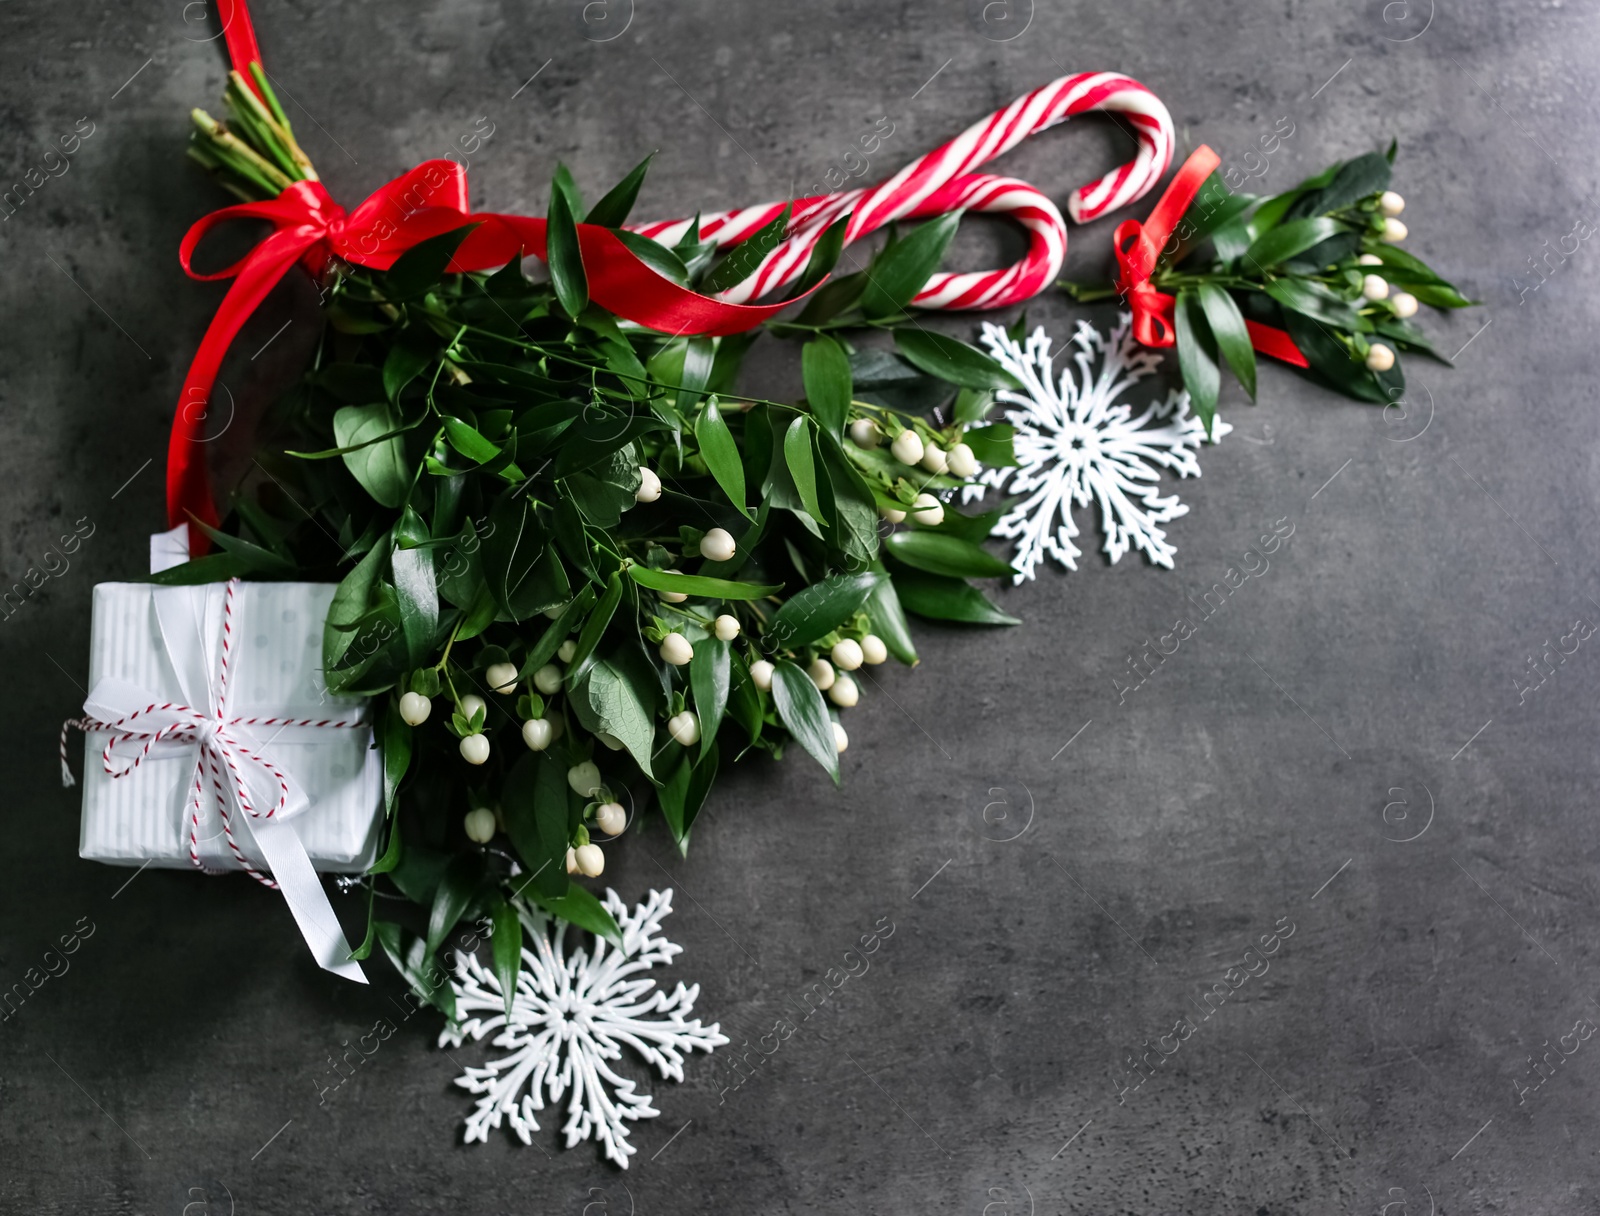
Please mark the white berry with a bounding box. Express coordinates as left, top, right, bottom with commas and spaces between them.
808, 657, 836, 691
945, 442, 978, 478
1361, 274, 1389, 301
1365, 343, 1396, 372
398, 691, 432, 725
849, 418, 879, 448
635, 467, 662, 502
522, 717, 553, 751
911, 493, 944, 527
565, 846, 579, 874
574, 843, 606, 877
464, 807, 496, 843
459, 734, 490, 765
831, 638, 863, 671
1379, 190, 1405, 217
832, 722, 849, 753
667, 711, 701, 747
1382, 218, 1408, 243
658, 570, 689, 603
568, 760, 603, 798
860, 634, 889, 665
533, 664, 563, 695
660, 632, 693, 666
595, 802, 627, 836
460, 694, 486, 722
597, 731, 626, 751
1391, 292, 1419, 319
1358, 253, 1384, 266
920, 444, 948, 474
890, 430, 924, 466
749, 659, 774, 690
879, 505, 906, 524
829, 673, 859, 707
700, 527, 737, 562
714, 614, 741, 641
557, 639, 577, 663
486, 661, 519, 693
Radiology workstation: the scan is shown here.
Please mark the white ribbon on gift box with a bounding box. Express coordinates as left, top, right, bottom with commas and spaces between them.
77, 575, 368, 983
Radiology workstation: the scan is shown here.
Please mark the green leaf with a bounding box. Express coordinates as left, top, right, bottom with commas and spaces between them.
892, 567, 1020, 625
1286, 151, 1391, 220
552, 163, 586, 220
952, 387, 995, 426
491, 900, 523, 1018
332, 404, 409, 508
527, 885, 622, 945
893, 328, 1022, 389
690, 636, 731, 761
547, 171, 589, 318
1262, 278, 1370, 332
1195, 282, 1256, 400
785, 213, 850, 300
385, 223, 479, 300
442, 416, 502, 465
567, 570, 624, 686
426, 852, 483, 956
1242, 217, 1348, 271
770, 660, 839, 783
802, 336, 852, 439
323, 532, 391, 675
390, 546, 439, 667
783, 416, 829, 525
479, 497, 566, 621
376, 923, 457, 1021
382, 331, 435, 402
613, 230, 690, 286
585, 153, 653, 227
584, 657, 657, 778
1406, 282, 1476, 309
1174, 288, 1220, 436
766, 570, 883, 650
694, 399, 751, 520
502, 753, 566, 896
866, 571, 917, 665
885, 530, 1015, 579
378, 703, 411, 819
861, 210, 962, 318
962, 423, 1017, 467
625, 565, 781, 600
1280, 309, 1388, 404
702, 203, 792, 295
1181, 173, 1257, 243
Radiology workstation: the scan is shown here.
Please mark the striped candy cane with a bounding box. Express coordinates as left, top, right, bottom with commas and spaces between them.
631, 71, 1174, 312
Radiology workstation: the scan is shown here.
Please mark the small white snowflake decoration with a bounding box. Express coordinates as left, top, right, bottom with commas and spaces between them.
965, 316, 1230, 582
439, 888, 726, 1167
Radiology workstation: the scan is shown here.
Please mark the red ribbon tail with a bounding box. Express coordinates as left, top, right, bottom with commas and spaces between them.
1245, 320, 1310, 368
216, 0, 267, 94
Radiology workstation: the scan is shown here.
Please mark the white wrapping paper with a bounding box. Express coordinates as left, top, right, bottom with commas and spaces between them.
77, 580, 382, 981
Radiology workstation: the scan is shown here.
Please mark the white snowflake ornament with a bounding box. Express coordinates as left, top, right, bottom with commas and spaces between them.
966, 316, 1229, 582
440, 888, 726, 1168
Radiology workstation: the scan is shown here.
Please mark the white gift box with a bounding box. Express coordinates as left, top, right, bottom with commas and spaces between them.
74, 578, 381, 981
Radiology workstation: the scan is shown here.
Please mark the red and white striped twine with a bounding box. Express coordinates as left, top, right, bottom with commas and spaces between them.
630, 71, 1174, 312
61, 579, 364, 889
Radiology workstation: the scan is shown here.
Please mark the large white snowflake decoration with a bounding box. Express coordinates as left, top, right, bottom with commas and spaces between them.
439, 888, 726, 1167
965, 316, 1230, 582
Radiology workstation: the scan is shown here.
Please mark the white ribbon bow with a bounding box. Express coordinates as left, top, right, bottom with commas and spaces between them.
79, 578, 368, 983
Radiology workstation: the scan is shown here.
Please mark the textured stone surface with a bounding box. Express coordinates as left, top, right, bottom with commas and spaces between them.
3, 1, 1599, 1212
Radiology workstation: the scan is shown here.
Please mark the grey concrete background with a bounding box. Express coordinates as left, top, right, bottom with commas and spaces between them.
3, 1, 1598, 1212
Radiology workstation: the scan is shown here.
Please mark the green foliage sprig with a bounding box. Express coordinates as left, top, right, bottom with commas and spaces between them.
1064, 145, 1476, 433
181, 74, 1023, 1018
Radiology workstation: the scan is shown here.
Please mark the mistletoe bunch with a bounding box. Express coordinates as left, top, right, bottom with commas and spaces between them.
173, 72, 1022, 1016
1066, 144, 1474, 432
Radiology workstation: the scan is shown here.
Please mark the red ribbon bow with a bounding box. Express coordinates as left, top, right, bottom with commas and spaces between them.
173, 0, 817, 551
1112, 144, 1308, 368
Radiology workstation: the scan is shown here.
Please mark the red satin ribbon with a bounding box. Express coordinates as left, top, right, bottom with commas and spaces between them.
173, 0, 819, 549
1112, 145, 1309, 369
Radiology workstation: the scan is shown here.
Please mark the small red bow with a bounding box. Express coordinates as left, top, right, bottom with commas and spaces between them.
1112, 144, 1308, 367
